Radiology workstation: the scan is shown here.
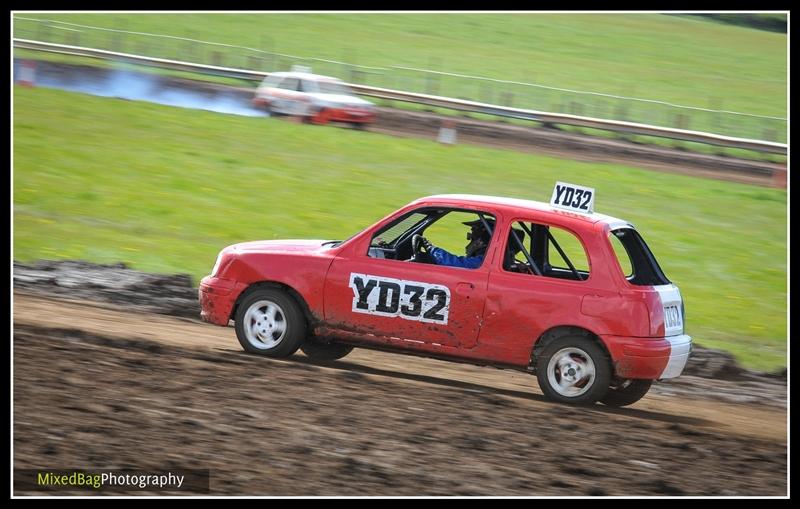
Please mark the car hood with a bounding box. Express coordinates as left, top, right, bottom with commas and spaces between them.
307, 93, 373, 107
231, 239, 332, 253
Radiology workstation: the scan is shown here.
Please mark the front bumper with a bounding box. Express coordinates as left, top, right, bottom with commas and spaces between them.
328, 108, 375, 123
603, 334, 692, 380
198, 276, 240, 326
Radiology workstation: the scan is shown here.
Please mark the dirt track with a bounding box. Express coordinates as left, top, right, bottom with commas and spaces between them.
13, 290, 787, 496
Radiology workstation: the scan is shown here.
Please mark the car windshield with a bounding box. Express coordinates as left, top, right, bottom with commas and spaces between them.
317, 81, 353, 95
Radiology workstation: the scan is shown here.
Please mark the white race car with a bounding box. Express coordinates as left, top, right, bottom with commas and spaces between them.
253, 69, 376, 127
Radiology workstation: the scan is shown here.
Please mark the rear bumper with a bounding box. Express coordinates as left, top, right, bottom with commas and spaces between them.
198, 276, 240, 326
603, 334, 692, 380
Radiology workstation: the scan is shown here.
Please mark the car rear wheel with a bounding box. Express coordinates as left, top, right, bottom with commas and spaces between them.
301, 339, 354, 361
600, 379, 652, 407
536, 335, 611, 405
234, 288, 306, 357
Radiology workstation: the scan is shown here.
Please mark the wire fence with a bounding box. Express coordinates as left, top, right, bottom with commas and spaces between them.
13, 16, 787, 144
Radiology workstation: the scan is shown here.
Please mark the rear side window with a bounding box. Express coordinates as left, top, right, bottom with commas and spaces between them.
548, 227, 590, 273
609, 233, 633, 277
503, 221, 590, 281
318, 81, 352, 95
299, 80, 317, 93
610, 228, 670, 286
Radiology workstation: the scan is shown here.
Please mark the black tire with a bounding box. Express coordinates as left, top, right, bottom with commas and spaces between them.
600, 379, 652, 407
310, 108, 332, 125
234, 287, 306, 357
536, 335, 611, 405
301, 339, 354, 361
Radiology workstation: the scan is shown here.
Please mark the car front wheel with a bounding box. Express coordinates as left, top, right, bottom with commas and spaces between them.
536, 335, 611, 405
234, 288, 306, 357
311, 108, 332, 125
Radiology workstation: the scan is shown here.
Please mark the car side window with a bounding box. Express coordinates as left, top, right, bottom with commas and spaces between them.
371, 212, 428, 248
502, 220, 590, 281
279, 78, 299, 91
548, 226, 590, 274
262, 76, 283, 88
423, 211, 487, 256
367, 208, 495, 269
609, 232, 633, 277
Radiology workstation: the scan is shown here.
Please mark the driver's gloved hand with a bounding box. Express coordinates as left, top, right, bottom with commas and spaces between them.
420, 236, 434, 252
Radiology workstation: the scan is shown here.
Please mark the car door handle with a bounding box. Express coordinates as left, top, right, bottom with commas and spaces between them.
456, 282, 475, 296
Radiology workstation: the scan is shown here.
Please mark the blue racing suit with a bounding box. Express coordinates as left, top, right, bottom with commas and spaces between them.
429, 247, 483, 269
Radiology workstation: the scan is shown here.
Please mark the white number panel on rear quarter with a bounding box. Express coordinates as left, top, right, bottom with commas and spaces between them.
654, 284, 684, 337
653, 284, 691, 379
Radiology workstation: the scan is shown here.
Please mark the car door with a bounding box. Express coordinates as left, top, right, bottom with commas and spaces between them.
272, 77, 303, 114
323, 207, 496, 349
479, 217, 605, 355
295, 79, 316, 116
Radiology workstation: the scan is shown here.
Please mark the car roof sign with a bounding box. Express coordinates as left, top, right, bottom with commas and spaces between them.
550, 182, 596, 214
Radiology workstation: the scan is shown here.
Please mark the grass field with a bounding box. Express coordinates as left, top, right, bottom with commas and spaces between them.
13, 87, 787, 371
13, 13, 787, 141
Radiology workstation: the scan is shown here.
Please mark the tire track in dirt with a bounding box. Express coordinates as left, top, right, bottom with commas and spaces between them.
13, 291, 787, 443
13, 314, 787, 495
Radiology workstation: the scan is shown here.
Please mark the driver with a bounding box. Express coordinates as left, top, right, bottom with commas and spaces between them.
417, 219, 494, 269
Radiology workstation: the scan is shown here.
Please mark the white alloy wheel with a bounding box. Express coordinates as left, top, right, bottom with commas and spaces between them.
546, 347, 597, 398
242, 299, 287, 350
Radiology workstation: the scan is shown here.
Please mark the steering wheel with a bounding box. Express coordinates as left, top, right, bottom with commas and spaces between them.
411, 234, 433, 264
412, 234, 424, 255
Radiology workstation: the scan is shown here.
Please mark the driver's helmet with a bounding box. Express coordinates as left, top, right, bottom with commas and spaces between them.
462, 218, 495, 257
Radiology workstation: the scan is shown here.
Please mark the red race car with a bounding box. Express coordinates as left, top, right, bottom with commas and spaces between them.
199, 182, 691, 406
